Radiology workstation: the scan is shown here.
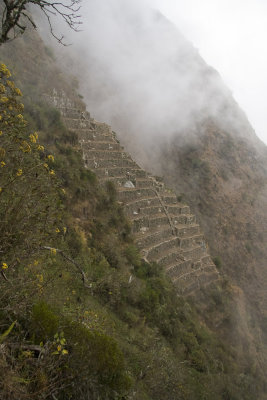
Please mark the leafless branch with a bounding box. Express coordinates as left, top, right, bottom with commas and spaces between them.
0, 0, 82, 45
40, 246, 91, 288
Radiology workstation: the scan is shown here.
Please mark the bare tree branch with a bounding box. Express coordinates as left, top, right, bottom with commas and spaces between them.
0, 0, 82, 45
40, 246, 91, 289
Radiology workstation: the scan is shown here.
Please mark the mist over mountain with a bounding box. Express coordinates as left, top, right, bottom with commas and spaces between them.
42, 0, 262, 155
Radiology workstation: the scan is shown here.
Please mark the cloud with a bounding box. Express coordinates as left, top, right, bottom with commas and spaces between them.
36, 0, 260, 161
147, 0, 267, 145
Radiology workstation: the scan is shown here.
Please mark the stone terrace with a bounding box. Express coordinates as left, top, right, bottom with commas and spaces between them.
58, 104, 219, 294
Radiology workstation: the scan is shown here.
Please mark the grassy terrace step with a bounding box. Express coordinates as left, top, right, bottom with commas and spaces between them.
161, 194, 179, 205
78, 130, 116, 142
117, 187, 157, 202
166, 204, 190, 215
133, 205, 166, 216
176, 267, 219, 294
156, 248, 184, 267
90, 121, 114, 135
182, 245, 206, 261
201, 255, 214, 265
157, 244, 207, 267
82, 141, 122, 151
172, 214, 196, 225
82, 150, 132, 161
97, 176, 155, 189
132, 214, 171, 233
63, 117, 92, 129
85, 158, 140, 169
135, 226, 174, 249
146, 202, 191, 216
175, 224, 200, 238
124, 197, 162, 214
134, 178, 155, 188
60, 108, 90, 119
197, 270, 220, 287
179, 233, 204, 250
94, 167, 147, 179
146, 237, 180, 261
166, 260, 194, 280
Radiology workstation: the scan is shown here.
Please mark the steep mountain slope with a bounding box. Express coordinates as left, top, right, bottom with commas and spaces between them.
44, 0, 267, 389
156, 120, 267, 369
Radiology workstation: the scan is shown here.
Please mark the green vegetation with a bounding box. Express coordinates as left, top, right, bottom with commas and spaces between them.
213, 256, 222, 269
0, 57, 266, 399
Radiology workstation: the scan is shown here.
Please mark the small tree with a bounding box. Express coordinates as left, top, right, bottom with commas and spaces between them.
0, 0, 82, 45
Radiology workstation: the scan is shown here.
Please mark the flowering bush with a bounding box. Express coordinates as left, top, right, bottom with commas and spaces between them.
0, 64, 62, 274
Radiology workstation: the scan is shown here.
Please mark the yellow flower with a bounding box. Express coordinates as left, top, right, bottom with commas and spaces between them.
47, 154, 54, 162
20, 141, 31, 153
2, 262, 8, 270
8, 106, 13, 111
1, 161, 6, 167
0, 97, 9, 103
49, 170, 55, 176
29, 134, 37, 143
57, 345, 62, 352
43, 163, 49, 169
0, 64, 11, 78
15, 88, 22, 96
33, 260, 39, 266
16, 169, 23, 176
17, 114, 23, 120
62, 349, 68, 355
61, 188, 66, 195
63, 227, 67, 234
6, 80, 14, 89
37, 145, 44, 152
55, 228, 60, 233
50, 248, 57, 255
37, 274, 44, 283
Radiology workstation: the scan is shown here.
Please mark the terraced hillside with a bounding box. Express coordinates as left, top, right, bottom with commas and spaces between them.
50, 96, 219, 294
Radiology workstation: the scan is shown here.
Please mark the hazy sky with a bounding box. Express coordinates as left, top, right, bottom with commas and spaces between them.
149, 0, 267, 145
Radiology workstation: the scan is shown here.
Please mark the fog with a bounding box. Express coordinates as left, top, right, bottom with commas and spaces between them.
150, 0, 267, 146
36, 0, 260, 158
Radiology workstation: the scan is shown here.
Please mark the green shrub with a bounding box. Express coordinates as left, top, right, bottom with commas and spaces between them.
30, 302, 59, 342
213, 256, 222, 268
63, 321, 132, 398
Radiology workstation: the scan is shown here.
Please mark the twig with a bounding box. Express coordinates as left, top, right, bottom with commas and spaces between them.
1, 270, 9, 282
40, 246, 91, 288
